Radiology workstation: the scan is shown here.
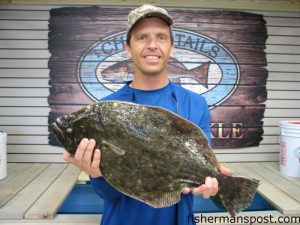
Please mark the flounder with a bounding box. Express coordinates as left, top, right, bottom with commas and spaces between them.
50, 100, 259, 216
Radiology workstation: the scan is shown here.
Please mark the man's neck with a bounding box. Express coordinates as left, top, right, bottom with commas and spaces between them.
130, 75, 169, 90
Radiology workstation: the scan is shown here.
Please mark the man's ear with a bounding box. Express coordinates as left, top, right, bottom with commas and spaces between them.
125, 42, 132, 59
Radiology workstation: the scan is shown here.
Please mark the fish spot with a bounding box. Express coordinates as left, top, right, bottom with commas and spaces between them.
185, 142, 191, 147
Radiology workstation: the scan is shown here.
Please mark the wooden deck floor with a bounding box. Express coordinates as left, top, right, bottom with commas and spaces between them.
0, 162, 299, 225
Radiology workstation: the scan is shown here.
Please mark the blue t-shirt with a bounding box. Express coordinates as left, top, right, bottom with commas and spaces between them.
90, 81, 211, 225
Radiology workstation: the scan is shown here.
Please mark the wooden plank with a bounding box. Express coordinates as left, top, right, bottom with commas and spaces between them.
8, 153, 65, 163
0, 88, 49, 96
0, 30, 49, 39
8, 145, 63, 154
77, 171, 89, 183
0, 214, 102, 225
0, 4, 62, 10
25, 164, 80, 219
0, 163, 31, 187
0, 10, 49, 20
264, 162, 300, 187
267, 81, 300, 90
0, 50, 51, 59
0, 79, 49, 87
263, 117, 300, 126
216, 153, 279, 162
265, 17, 300, 27
260, 135, 278, 144
0, 116, 47, 125
262, 11, 300, 17
267, 36, 300, 45
264, 108, 300, 117
0, 98, 48, 106
263, 127, 280, 136
267, 54, 300, 64
244, 163, 300, 203
268, 90, 300, 99
266, 45, 300, 54
0, 2, 299, 13
224, 162, 300, 215
0, 20, 48, 29
7, 135, 49, 144
267, 27, 300, 36
0, 163, 49, 208
268, 73, 300, 82
0, 60, 48, 69
265, 99, 300, 108
0, 40, 48, 49
0, 107, 50, 116
1, 126, 48, 135
5, 0, 300, 12
0, 164, 67, 219
0, 69, 49, 78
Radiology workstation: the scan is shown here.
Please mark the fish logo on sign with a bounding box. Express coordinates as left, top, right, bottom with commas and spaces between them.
78, 29, 240, 108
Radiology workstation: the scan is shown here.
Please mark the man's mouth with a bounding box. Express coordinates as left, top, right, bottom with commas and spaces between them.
144, 55, 160, 60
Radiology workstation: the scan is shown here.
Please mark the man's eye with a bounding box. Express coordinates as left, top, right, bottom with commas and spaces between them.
158, 35, 167, 41
137, 36, 145, 41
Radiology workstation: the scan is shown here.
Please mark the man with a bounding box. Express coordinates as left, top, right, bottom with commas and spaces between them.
63, 4, 229, 225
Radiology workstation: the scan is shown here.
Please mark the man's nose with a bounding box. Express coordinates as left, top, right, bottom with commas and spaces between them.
147, 38, 158, 49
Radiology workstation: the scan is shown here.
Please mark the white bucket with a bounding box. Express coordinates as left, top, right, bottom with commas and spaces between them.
279, 121, 300, 178
0, 132, 7, 180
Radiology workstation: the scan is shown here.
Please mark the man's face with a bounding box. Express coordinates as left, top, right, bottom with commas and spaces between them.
125, 17, 174, 77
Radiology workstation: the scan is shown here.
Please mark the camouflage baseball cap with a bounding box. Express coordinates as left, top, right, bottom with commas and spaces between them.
127, 4, 173, 35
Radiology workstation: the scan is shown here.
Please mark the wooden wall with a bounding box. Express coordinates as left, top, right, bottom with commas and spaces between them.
0, 2, 299, 162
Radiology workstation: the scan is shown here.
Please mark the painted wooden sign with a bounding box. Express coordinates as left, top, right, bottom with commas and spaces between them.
48, 7, 268, 148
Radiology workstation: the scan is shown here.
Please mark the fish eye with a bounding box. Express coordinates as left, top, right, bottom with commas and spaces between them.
66, 128, 72, 133
80, 126, 86, 133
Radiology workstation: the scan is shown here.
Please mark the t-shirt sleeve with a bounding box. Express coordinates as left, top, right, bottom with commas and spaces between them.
89, 176, 123, 201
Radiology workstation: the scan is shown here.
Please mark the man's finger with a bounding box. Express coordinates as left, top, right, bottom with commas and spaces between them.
182, 187, 191, 194
210, 177, 218, 196
75, 138, 89, 162
91, 149, 101, 169
202, 177, 212, 199
220, 166, 230, 175
191, 185, 205, 195
82, 139, 96, 167
63, 150, 76, 163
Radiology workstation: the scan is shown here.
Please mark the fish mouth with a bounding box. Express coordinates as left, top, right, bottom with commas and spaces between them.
50, 122, 65, 144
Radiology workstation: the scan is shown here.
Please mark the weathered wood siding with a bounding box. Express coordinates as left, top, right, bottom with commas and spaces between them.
0, 4, 299, 162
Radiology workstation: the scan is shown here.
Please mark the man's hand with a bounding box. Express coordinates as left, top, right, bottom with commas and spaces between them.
63, 138, 102, 178
182, 166, 230, 198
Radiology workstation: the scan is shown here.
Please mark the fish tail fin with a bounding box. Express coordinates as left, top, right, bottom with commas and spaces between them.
192, 61, 210, 88
218, 175, 259, 216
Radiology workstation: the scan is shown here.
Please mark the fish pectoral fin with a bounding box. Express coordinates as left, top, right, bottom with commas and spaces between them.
101, 140, 126, 155
138, 190, 182, 208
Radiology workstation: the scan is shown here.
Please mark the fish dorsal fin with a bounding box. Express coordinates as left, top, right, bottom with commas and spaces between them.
146, 105, 220, 169
101, 140, 126, 155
